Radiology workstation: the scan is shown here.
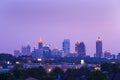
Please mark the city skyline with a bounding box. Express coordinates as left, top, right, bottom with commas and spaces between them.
0, 0, 120, 56
13, 37, 117, 57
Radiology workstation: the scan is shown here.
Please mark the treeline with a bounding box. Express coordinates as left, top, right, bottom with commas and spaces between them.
1, 63, 120, 80
0, 65, 110, 80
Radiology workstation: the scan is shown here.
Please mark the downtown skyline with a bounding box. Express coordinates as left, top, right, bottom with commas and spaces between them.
0, 0, 120, 56
13, 37, 117, 57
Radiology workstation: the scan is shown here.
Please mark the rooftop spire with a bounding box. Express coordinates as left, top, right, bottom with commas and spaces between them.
39, 38, 43, 43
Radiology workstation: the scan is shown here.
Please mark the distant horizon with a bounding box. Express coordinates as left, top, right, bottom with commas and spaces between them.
0, 0, 120, 56
0, 37, 120, 57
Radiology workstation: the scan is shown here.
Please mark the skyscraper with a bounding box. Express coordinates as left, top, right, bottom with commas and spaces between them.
96, 37, 103, 58
21, 45, 31, 56
78, 42, 86, 58
32, 38, 43, 59
75, 41, 79, 55
26, 45, 31, 55
14, 50, 20, 57
38, 38, 43, 49
21, 46, 26, 55
117, 53, 120, 60
52, 49, 62, 58
43, 44, 51, 58
62, 39, 70, 55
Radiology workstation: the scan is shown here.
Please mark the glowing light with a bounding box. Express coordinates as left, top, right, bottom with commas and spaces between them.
76, 66, 78, 69
81, 60, 85, 64
94, 67, 101, 71
104, 50, 110, 53
48, 68, 52, 72
7, 61, 10, 64
111, 62, 116, 64
16, 61, 20, 64
37, 58, 42, 61
39, 38, 43, 43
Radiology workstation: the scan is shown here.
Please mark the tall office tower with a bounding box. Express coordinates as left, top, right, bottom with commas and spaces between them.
38, 38, 43, 49
62, 39, 70, 55
21, 46, 27, 55
75, 41, 79, 55
96, 37, 103, 58
117, 53, 120, 60
43, 44, 51, 58
32, 47, 43, 59
21, 45, 31, 56
14, 50, 20, 57
78, 42, 86, 58
26, 45, 31, 55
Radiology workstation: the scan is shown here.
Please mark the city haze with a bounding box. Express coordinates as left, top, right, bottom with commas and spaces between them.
0, 0, 120, 56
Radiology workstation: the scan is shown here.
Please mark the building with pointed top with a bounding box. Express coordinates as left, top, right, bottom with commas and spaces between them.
38, 38, 43, 49
32, 38, 44, 59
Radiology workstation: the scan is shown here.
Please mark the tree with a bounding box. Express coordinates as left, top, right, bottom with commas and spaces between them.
88, 70, 110, 80
50, 67, 64, 78
27, 66, 47, 79
0, 53, 16, 67
101, 63, 120, 80
11, 68, 27, 80
0, 73, 15, 80
79, 67, 91, 75
65, 68, 73, 74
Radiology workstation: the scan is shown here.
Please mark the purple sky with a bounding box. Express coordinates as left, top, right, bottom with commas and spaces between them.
0, 0, 120, 56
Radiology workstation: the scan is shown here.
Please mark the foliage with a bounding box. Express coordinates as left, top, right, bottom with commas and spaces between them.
0, 73, 15, 80
11, 68, 27, 80
101, 63, 120, 73
88, 70, 110, 80
50, 67, 64, 77
26, 66, 47, 79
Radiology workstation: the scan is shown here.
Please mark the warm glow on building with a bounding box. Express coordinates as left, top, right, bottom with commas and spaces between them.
104, 50, 110, 53
76, 41, 79, 45
96, 37, 102, 42
39, 38, 43, 43
94, 67, 101, 71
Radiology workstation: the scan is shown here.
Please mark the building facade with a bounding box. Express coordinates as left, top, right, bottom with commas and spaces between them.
43, 45, 51, 58
96, 37, 103, 58
38, 38, 43, 49
21, 45, 31, 56
104, 50, 112, 59
14, 50, 21, 57
62, 39, 70, 56
75, 42, 86, 58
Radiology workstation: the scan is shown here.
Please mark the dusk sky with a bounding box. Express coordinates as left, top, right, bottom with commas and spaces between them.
0, 0, 120, 56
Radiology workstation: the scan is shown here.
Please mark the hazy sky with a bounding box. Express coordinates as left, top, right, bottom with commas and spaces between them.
0, 0, 120, 56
